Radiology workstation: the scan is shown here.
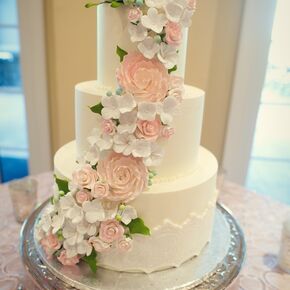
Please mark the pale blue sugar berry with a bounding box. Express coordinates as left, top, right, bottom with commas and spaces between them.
116, 87, 123, 95
106, 90, 112, 97
135, 0, 144, 7
154, 35, 162, 44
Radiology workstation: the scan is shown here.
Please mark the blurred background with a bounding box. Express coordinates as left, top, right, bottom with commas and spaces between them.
0, 0, 289, 204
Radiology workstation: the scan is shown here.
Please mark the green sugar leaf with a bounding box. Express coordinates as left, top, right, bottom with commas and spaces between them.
90, 102, 104, 115
111, 1, 123, 8
81, 250, 98, 273
54, 175, 69, 194
127, 218, 151, 236
116, 45, 128, 62
168, 65, 177, 74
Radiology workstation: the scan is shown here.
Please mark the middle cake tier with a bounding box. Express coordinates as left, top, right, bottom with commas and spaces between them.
75, 81, 205, 181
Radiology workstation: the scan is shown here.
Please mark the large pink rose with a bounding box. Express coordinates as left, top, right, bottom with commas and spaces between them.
40, 233, 61, 257
57, 250, 80, 266
116, 52, 170, 102
72, 164, 99, 190
99, 219, 125, 243
135, 119, 161, 141
97, 153, 148, 202
165, 22, 183, 46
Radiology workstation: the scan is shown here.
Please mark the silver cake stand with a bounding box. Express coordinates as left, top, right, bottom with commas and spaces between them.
20, 201, 246, 290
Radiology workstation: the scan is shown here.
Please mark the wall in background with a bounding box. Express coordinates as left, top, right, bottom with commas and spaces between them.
45, 0, 244, 162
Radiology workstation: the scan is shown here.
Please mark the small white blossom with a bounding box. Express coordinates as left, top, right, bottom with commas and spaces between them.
118, 111, 137, 134
164, 0, 187, 23
113, 133, 136, 156
157, 96, 179, 124
63, 222, 84, 246
131, 139, 152, 158
138, 36, 160, 59
141, 8, 167, 33
120, 206, 138, 225
145, 0, 165, 8
83, 199, 105, 223
157, 42, 178, 69
101, 95, 120, 119
137, 102, 157, 121
63, 239, 92, 258
84, 145, 100, 166
88, 128, 113, 152
128, 22, 148, 43
144, 143, 165, 166
118, 93, 137, 114
77, 220, 99, 236
66, 204, 84, 225
180, 8, 194, 27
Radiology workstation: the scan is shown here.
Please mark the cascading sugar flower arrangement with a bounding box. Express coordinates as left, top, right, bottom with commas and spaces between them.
37, 0, 196, 273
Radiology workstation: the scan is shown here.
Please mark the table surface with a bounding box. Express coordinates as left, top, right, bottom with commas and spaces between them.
0, 172, 290, 290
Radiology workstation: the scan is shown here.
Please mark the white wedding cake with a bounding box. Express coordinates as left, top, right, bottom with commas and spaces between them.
37, 0, 218, 274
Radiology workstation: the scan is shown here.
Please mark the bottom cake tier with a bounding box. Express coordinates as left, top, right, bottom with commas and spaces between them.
54, 141, 218, 273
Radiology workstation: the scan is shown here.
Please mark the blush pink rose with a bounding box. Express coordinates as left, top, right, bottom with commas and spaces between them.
40, 233, 61, 257
91, 181, 110, 200
75, 190, 90, 204
161, 126, 175, 138
117, 238, 132, 252
57, 250, 80, 266
101, 119, 116, 135
99, 219, 125, 243
169, 75, 185, 102
165, 22, 183, 46
128, 8, 142, 22
116, 52, 170, 102
72, 164, 99, 190
135, 119, 162, 141
97, 152, 148, 202
89, 237, 111, 252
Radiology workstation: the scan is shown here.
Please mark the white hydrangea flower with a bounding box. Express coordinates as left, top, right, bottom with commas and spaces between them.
40, 204, 56, 233
131, 139, 152, 158
84, 145, 100, 166
113, 133, 136, 156
141, 8, 167, 33
101, 95, 120, 119
66, 204, 84, 225
157, 96, 179, 124
77, 220, 99, 236
118, 93, 137, 114
144, 143, 165, 166
138, 36, 160, 59
157, 43, 178, 69
145, 0, 165, 8
120, 205, 138, 225
63, 239, 92, 258
63, 222, 84, 246
164, 0, 187, 23
128, 22, 148, 42
180, 7, 194, 27
83, 199, 106, 223
59, 193, 76, 212
117, 111, 137, 134
88, 128, 113, 152
137, 102, 157, 121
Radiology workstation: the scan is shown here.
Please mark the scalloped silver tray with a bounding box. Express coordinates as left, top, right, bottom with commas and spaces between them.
20, 201, 245, 290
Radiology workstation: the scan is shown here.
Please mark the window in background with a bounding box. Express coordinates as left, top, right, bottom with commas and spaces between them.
0, 0, 29, 182
246, 0, 290, 204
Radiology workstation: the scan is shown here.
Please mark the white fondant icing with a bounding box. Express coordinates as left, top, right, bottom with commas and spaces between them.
75, 81, 205, 180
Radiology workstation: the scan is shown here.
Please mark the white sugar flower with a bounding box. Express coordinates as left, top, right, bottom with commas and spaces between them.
157, 96, 179, 124
164, 0, 187, 23
84, 145, 100, 166
118, 93, 136, 114
88, 128, 113, 152
141, 8, 167, 33
131, 139, 152, 158
83, 199, 105, 223
118, 111, 137, 134
180, 8, 194, 27
40, 205, 56, 232
77, 220, 99, 236
76, 240, 93, 256
59, 193, 76, 212
138, 36, 160, 59
101, 95, 120, 119
113, 133, 136, 156
66, 204, 84, 225
63, 222, 84, 246
144, 143, 165, 166
137, 102, 157, 121
157, 43, 178, 69
145, 0, 165, 8
51, 213, 65, 234
120, 205, 138, 225
128, 22, 147, 42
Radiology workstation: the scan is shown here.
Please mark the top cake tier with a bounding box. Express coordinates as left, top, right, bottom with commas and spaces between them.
97, 5, 189, 88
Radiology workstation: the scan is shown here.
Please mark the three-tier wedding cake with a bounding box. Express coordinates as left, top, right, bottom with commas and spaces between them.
37, 0, 218, 274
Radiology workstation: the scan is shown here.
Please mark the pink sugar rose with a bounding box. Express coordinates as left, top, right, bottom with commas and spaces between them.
40, 233, 61, 257
99, 219, 125, 243
75, 190, 90, 204
57, 250, 80, 266
97, 152, 148, 202
101, 119, 116, 135
116, 52, 170, 102
165, 22, 183, 46
117, 238, 132, 252
72, 164, 99, 190
89, 236, 111, 252
169, 75, 185, 102
128, 7, 142, 22
91, 181, 110, 200
135, 119, 162, 141
161, 126, 175, 139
